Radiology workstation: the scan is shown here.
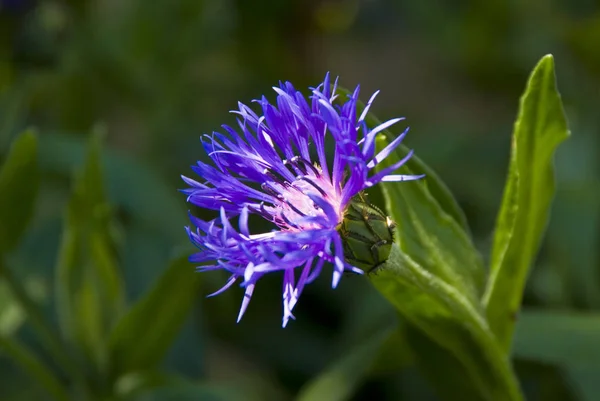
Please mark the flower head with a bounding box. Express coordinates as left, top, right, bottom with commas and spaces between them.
182, 74, 423, 327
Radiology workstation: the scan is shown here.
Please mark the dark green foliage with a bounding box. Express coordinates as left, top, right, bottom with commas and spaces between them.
108, 256, 201, 378
0, 130, 39, 254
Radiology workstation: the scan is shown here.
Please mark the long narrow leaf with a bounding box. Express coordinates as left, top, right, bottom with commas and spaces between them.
484, 55, 570, 352
55, 130, 124, 372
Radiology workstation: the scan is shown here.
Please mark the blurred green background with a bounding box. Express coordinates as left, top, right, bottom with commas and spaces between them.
0, 0, 599, 400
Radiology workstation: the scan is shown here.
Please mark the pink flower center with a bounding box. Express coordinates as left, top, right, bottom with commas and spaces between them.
267, 170, 343, 231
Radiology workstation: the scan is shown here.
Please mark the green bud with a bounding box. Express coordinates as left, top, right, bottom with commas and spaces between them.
337, 192, 396, 273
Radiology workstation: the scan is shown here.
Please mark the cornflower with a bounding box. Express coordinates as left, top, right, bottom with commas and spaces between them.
182, 74, 423, 327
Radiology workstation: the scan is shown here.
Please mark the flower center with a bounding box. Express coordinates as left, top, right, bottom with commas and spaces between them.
267, 170, 342, 231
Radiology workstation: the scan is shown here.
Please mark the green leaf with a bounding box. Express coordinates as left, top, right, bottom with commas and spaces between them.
0, 129, 39, 254
348, 85, 484, 300
108, 256, 201, 377
134, 383, 248, 401
368, 325, 414, 375
402, 324, 486, 401
55, 129, 124, 371
356, 88, 508, 398
114, 370, 192, 399
296, 325, 394, 401
38, 133, 185, 244
484, 55, 571, 352
0, 281, 26, 337
0, 259, 82, 385
513, 310, 600, 367
564, 366, 599, 401
334, 86, 470, 233
0, 276, 47, 337
0, 335, 70, 401
375, 134, 484, 304
0, 83, 29, 153
514, 310, 600, 401
370, 244, 523, 401
118, 371, 286, 401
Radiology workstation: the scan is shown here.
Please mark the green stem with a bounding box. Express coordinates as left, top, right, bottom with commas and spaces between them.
370, 244, 524, 401
0, 259, 85, 387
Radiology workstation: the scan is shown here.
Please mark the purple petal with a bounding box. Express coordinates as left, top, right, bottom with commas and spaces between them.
331, 234, 345, 288
368, 149, 414, 185
358, 90, 380, 122
367, 127, 409, 169
380, 174, 426, 182
207, 275, 238, 297
237, 283, 256, 322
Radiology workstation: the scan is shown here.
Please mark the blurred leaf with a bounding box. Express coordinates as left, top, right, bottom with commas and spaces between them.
114, 370, 190, 399
296, 325, 394, 401
38, 133, 185, 244
0, 277, 47, 337
370, 244, 522, 401
55, 129, 124, 371
403, 324, 486, 401
0, 258, 82, 385
339, 285, 405, 365
514, 310, 600, 401
334, 86, 470, 233
120, 370, 287, 401
121, 220, 176, 302
514, 310, 600, 366
564, 366, 599, 401
0, 83, 29, 152
108, 256, 201, 377
0, 336, 70, 401
484, 55, 570, 352
545, 131, 600, 309
134, 383, 248, 401
0, 129, 39, 254
338, 286, 414, 376
375, 133, 485, 304
0, 281, 25, 336
368, 325, 414, 375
